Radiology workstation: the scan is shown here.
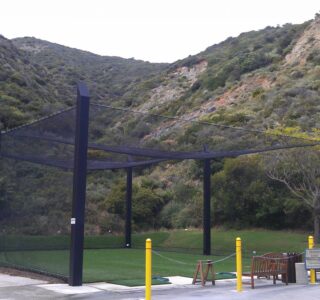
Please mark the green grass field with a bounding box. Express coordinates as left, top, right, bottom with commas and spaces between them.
0, 229, 311, 285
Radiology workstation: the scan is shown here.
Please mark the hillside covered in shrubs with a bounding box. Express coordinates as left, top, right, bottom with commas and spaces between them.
1, 15, 320, 235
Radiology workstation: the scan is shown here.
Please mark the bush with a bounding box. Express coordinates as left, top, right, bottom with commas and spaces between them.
307, 50, 320, 65
212, 156, 311, 229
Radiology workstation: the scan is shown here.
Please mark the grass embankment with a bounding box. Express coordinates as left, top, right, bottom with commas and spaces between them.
0, 229, 310, 284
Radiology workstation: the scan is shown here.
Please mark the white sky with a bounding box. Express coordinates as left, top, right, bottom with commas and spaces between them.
0, 0, 319, 63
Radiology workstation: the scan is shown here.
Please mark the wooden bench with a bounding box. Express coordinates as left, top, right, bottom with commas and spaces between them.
244, 253, 288, 288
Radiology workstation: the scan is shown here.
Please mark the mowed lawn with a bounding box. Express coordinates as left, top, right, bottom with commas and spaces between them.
0, 229, 311, 284
83, 248, 240, 283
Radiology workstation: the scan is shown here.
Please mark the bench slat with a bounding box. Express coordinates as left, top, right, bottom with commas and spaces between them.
246, 253, 289, 288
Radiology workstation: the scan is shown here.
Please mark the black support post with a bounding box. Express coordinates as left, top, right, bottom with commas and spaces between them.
69, 83, 90, 286
125, 167, 132, 248
203, 158, 211, 255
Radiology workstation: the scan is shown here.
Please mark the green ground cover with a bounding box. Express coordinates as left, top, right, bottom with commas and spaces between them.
0, 229, 310, 284
83, 249, 240, 283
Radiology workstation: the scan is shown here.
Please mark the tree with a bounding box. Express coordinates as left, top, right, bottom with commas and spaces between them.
212, 156, 288, 228
265, 148, 320, 241
105, 177, 169, 230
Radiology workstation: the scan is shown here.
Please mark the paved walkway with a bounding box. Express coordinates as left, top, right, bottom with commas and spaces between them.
0, 273, 320, 300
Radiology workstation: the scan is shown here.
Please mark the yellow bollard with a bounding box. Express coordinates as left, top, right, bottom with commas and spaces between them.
145, 238, 152, 300
236, 237, 242, 292
308, 235, 316, 284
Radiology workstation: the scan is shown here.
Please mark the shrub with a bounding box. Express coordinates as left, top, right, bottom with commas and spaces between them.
307, 50, 320, 65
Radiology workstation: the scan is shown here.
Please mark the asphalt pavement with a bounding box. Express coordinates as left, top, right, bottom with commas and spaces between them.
1, 273, 320, 300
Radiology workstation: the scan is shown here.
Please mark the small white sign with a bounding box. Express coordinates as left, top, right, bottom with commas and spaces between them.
305, 249, 320, 269
71, 218, 76, 225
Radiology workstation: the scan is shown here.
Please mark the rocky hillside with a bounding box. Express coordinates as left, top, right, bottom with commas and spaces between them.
286, 16, 320, 65
0, 35, 168, 130
1, 17, 320, 134
0, 35, 61, 128
12, 37, 168, 103
1, 15, 320, 233
130, 17, 320, 132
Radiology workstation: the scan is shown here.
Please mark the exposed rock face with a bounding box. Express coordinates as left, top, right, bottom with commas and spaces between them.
16, 41, 49, 54
173, 60, 208, 83
211, 75, 273, 109
140, 60, 208, 111
142, 73, 274, 141
285, 16, 320, 65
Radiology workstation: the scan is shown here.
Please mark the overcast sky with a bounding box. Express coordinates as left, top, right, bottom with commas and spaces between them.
0, 0, 319, 63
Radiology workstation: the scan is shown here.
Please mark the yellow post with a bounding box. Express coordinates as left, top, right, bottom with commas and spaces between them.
308, 235, 316, 284
236, 237, 242, 292
145, 238, 152, 300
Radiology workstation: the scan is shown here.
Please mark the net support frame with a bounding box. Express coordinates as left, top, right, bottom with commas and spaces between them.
125, 167, 133, 248
203, 156, 211, 255
2, 80, 320, 283
69, 83, 90, 286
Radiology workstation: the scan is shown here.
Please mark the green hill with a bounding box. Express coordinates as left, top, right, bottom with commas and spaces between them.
2, 17, 320, 132
1, 15, 320, 234
0, 35, 168, 130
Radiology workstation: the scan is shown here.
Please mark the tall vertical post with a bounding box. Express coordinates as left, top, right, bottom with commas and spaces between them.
203, 158, 211, 255
69, 83, 90, 286
308, 235, 316, 284
236, 237, 243, 292
125, 167, 133, 248
145, 238, 152, 300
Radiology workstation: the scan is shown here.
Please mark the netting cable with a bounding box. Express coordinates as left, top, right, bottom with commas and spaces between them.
91, 103, 319, 143
152, 250, 236, 266
1, 106, 76, 136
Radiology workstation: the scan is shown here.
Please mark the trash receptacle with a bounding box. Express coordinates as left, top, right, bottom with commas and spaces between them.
295, 262, 308, 284
282, 253, 303, 283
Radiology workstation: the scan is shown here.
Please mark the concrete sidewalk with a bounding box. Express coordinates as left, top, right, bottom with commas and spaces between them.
0, 273, 320, 300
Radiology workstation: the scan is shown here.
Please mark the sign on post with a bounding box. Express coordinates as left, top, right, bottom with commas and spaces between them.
305, 249, 320, 269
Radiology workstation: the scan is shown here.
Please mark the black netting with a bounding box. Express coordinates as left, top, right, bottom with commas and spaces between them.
1, 101, 316, 171
0, 107, 77, 279
0, 157, 72, 280
0, 107, 76, 170
84, 169, 124, 241
0, 89, 318, 283
88, 103, 317, 161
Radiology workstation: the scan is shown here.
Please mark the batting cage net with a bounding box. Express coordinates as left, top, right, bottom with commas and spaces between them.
0, 84, 317, 283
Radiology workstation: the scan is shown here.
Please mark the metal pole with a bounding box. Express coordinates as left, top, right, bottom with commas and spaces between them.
236, 237, 243, 292
308, 235, 316, 284
145, 238, 152, 300
69, 83, 90, 286
203, 158, 211, 255
125, 167, 132, 248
